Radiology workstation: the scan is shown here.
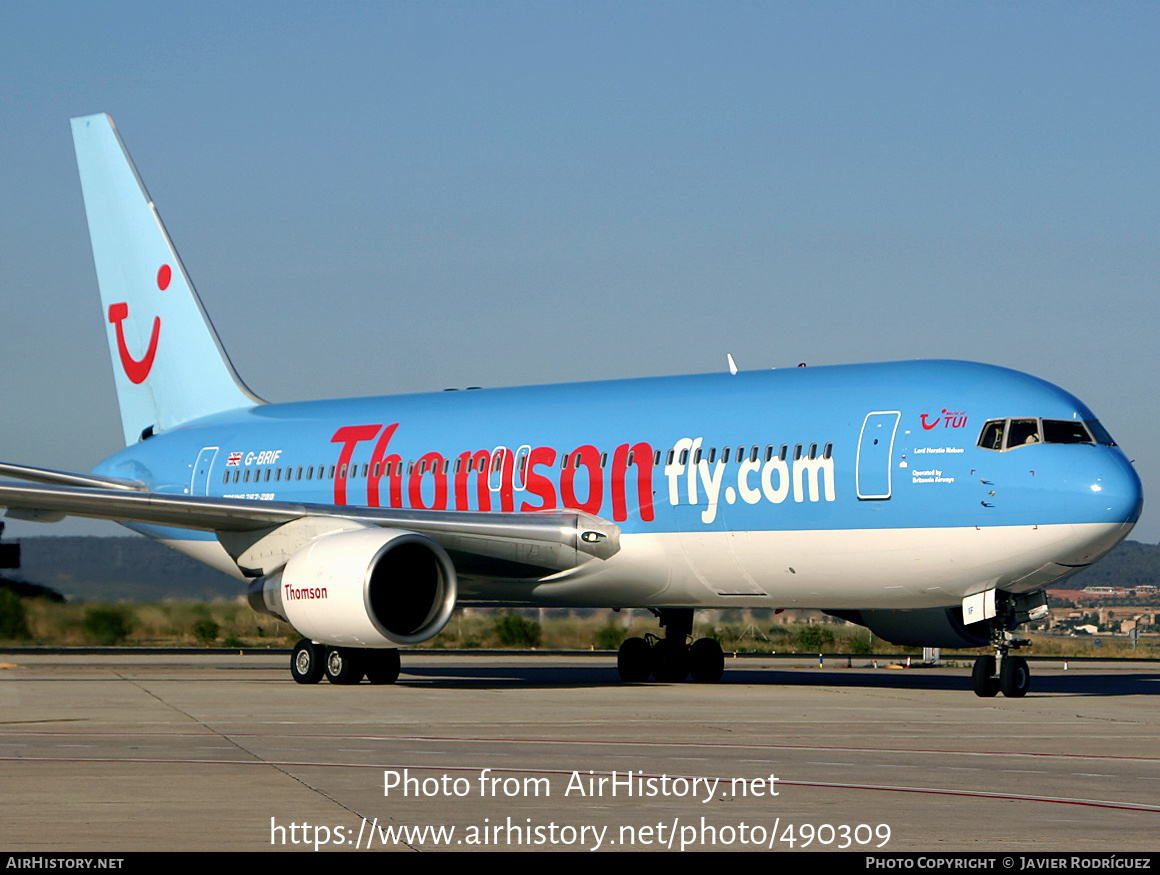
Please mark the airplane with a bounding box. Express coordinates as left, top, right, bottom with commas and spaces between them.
0, 113, 1143, 697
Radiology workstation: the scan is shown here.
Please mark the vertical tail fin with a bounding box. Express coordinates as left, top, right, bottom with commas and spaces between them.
70, 113, 261, 446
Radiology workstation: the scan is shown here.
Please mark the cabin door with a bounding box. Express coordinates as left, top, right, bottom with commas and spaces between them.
191, 447, 219, 496
856, 412, 900, 500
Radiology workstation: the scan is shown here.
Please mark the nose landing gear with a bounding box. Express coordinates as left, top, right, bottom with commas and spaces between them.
972, 630, 1031, 698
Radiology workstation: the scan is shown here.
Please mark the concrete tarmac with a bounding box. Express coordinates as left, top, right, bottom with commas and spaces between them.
1, 651, 1158, 853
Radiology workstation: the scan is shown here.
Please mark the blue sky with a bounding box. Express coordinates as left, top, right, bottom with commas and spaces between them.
1, 2, 1157, 542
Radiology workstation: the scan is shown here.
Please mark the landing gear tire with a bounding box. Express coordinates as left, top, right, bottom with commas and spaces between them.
999, 655, 1030, 698
324, 647, 365, 685
617, 637, 652, 682
689, 638, 724, 683
364, 649, 401, 685
290, 639, 325, 685
651, 637, 690, 683
971, 655, 999, 698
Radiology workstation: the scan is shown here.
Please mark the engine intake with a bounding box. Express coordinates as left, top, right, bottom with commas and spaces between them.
249, 527, 457, 646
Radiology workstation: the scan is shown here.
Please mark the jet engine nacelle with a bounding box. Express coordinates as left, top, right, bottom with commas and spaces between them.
249, 527, 457, 647
826, 607, 992, 649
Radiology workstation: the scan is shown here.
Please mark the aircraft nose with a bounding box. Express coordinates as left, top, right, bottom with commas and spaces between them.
1085, 448, 1144, 527
1048, 448, 1144, 568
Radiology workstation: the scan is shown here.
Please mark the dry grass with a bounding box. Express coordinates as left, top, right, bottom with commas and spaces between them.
2, 598, 1156, 658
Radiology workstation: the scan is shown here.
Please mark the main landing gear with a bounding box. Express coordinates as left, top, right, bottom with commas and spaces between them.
971, 631, 1031, 699
291, 639, 400, 685
616, 608, 725, 683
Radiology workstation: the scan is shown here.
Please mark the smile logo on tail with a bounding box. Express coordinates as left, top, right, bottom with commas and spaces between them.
108, 265, 168, 384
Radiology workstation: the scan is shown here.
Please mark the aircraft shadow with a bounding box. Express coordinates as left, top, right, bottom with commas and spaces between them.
395, 662, 1160, 696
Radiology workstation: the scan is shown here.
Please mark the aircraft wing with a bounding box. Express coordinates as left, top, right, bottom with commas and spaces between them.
0, 471, 620, 577
0, 462, 145, 491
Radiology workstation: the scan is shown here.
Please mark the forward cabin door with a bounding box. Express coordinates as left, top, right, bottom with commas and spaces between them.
856, 412, 900, 500
191, 447, 219, 496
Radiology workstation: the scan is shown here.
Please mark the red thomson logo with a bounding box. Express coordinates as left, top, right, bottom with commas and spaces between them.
284, 583, 327, 601
108, 264, 169, 384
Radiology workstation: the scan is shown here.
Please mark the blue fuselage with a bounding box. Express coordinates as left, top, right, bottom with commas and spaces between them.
90, 359, 1141, 611
95, 360, 1140, 533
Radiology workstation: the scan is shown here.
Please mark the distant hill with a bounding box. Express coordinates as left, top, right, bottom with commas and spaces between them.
1057, 539, 1160, 590
5, 534, 1158, 603
14, 536, 240, 601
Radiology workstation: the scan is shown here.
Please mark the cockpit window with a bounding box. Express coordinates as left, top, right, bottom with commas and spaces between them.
1085, 419, 1116, 446
1042, 420, 1093, 444
1007, 419, 1041, 447
978, 418, 1105, 451
979, 420, 1005, 451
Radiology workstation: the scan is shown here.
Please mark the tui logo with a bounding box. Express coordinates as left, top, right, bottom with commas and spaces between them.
108, 264, 168, 384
